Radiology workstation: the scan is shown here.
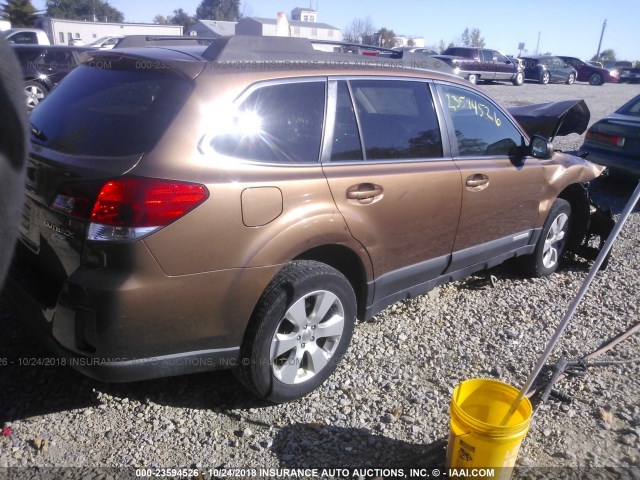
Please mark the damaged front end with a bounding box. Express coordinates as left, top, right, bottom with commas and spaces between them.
566, 184, 615, 269
508, 100, 615, 267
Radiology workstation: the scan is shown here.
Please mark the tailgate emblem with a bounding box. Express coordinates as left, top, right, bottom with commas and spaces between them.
44, 220, 73, 237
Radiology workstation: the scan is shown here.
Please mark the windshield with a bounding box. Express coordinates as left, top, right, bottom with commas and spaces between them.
29, 64, 192, 157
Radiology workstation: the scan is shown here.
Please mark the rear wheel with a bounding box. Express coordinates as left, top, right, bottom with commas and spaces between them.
588, 73, 603, 85
234, 260, 357, 403
512, 71, 524, 86
540, 71, 550, 84
566, 72, 576, 84
467, 74, 478, 84
24, 81, 48, 110
523, 199, 571, 277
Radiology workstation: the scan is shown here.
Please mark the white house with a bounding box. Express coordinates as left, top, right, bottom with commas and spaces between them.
235, 16, 341, 42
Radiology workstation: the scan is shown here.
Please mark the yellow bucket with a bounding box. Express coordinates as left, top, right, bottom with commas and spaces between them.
446, 378, 532, 477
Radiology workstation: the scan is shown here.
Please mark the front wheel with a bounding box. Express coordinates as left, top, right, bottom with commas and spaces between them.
234, 260, 356, 403
588, 73, 603, 85
523, 199, 571, 277
24, 81, 48, 110
540, 71, 550, 84
512, 71, 524, 86
467, 74, 478, 84
566, 73, 576, 85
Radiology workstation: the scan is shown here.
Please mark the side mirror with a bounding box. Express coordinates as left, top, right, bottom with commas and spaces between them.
530, 135, 554, 159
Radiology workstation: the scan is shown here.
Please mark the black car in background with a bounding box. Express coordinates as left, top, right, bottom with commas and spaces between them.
580, 93, 640, 176
520, 55, 577, 84
12, 44, 92, 110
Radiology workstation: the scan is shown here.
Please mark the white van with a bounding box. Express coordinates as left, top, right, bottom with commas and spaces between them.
3, 28, 51, 45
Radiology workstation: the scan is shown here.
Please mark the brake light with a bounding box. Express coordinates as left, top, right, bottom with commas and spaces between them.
51, 177, 209, 241
586, 131, 625, 148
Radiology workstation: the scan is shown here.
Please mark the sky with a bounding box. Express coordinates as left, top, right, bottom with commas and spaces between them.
31, 0, 640, 61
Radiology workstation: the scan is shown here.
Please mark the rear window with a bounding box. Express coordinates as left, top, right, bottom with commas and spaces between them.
29, 65, 191, 157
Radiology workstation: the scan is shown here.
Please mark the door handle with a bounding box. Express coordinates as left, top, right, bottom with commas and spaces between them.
346, 183, 384, 204
465, 174, 489, 191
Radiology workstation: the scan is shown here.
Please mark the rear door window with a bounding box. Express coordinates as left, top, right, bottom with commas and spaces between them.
338, 79, 442, 161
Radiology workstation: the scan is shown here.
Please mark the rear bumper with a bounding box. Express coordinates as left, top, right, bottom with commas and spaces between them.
3, 245, 280, 382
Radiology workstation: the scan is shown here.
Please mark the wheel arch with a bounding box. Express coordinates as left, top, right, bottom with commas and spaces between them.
294, 244, 370, 321
557, 183, 590, 250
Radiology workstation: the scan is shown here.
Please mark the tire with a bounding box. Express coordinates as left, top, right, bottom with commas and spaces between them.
234, 260, 357, 403
512, 71, 524, 86
588, 73, 603, 85
24, 81, 48, 110
566, 73, 576, 85
540, 71, 550, 84
524, 199, 571, 277
467, 74, 478, 84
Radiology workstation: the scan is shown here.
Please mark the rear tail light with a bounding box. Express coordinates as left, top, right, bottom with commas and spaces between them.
586, 131, 626, 148
51, 177, 209, 241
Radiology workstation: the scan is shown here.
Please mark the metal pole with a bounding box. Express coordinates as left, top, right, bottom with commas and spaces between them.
535, 32, 540, 55
595, 19, 607, 60
501, 180, 640, 425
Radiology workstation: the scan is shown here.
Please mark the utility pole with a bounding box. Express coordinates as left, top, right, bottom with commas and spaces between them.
535, 31, 540, 55
595, 19, 607, 60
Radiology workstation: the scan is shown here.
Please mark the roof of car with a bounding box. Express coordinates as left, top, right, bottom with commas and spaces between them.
88, 36, 459, 79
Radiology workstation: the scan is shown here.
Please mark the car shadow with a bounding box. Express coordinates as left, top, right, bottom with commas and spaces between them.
270, 423, 447, 472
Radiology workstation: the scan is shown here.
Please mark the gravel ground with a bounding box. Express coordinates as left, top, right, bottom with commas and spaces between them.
1, 82, 640, 479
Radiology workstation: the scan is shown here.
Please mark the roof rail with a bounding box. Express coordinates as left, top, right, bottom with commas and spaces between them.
202, 36, 315, 61
114, 35, 218, 49
309, 39, 398, 57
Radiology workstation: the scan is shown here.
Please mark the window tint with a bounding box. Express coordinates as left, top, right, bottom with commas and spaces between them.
41, 50, 75, 68
29, 65, 191, 157
349, 80, 442, 160
331, 82, 363, 161
213, 81, 325, 164
440, 84, 524, 157
9, 31, 37, 44
481, 50, 493, 61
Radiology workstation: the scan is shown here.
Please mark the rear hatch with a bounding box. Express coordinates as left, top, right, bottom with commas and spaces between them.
19, 49, 203, 290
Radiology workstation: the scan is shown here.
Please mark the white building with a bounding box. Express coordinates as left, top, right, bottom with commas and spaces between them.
235, 16, 341, 42
35, 17, 182, 45
394, 35, 426, 48
188, 20, 236, 38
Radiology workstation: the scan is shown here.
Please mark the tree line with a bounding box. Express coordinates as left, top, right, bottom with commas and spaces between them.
0, 0, 241, 28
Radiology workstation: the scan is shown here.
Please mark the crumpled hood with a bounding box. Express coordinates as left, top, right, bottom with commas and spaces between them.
507, 99, 590, 140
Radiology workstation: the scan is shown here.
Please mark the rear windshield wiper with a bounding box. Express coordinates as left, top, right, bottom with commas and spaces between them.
30, 123, 47, 141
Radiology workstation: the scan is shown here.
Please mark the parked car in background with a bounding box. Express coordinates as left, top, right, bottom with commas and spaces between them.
68, 38, 85, 46
2, 28, 50, 45
521, 56, 577, 84
619, 66, 640, 84
12, 44, 91, 110
7, 36, 611, 404
436, 46, 524, 85
580, 93, 640, 176
558, 56, 617, 85
392, 46, 439, 56
87, 36, 122, 49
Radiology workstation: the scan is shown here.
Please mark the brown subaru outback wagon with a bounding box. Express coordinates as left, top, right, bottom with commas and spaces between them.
7, 36, 610, 402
